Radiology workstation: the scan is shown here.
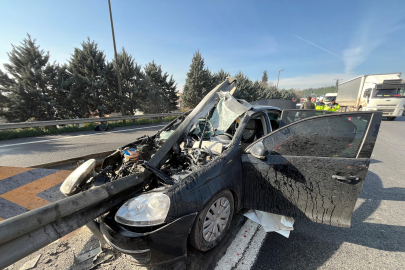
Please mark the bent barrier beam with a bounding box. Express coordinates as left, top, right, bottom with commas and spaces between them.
0, 174, 144, 269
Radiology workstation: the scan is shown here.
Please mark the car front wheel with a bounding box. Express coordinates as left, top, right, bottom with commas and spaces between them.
387, 117, 396, 121
189, 190, 234, 251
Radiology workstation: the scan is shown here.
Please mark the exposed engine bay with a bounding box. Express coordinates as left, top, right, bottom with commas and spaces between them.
60, 87, 251, 197
99, 114, 230, 184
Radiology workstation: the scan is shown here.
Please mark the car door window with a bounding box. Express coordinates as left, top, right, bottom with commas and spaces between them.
266, 110, 281, 132
240, 113, 267, 149
259, 113, 372, 158
279, 109, 334, 127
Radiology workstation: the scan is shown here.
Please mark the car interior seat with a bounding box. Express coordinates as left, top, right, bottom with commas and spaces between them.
242, 119, 264, 144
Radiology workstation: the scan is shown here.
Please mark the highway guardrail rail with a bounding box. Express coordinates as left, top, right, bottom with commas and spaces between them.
0, 112, 184, 130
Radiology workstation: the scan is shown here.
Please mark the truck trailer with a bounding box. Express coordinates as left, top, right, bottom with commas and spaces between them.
337, 73, 405, 120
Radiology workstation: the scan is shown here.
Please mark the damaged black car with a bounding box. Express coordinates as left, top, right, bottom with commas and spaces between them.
60, 77, 382, 265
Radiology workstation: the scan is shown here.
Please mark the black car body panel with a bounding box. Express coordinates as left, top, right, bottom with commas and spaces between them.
241, 155, 370, 227
100, 213, 197, 265
165, 143, 243, 221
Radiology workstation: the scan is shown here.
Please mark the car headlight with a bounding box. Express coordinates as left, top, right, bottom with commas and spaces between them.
60, 159, 96, 196
115, 192, 170, 227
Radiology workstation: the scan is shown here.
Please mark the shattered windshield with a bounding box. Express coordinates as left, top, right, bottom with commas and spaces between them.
166, 92, 251, 144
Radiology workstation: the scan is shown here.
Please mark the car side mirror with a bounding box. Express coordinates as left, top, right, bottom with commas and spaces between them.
250, 141, 266, 159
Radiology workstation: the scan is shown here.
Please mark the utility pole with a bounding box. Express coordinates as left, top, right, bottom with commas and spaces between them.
108, 0, 125, 117
334, 79, 343, 93
277, 69, 284, 90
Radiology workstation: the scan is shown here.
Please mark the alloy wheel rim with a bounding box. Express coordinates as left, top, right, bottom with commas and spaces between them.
203, 197, 230, 242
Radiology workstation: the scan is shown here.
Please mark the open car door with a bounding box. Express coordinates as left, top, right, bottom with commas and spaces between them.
241, 112, 382, 228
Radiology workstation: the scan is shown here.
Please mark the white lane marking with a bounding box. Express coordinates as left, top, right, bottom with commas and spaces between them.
0, 124, 166, 148
235, 226, 267, 270
214, 220, 259, 270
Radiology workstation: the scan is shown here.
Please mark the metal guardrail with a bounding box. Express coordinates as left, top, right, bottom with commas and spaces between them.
0, 112, 184, 130
0, 174, 144, 269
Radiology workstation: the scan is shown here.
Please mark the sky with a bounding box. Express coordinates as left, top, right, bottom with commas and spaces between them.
0, 0, 404, 91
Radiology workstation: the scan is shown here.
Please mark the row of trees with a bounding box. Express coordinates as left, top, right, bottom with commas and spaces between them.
182, 51, 297, 108
0, 35, 300, 122
299, 86, 337, 98
0, 35, 178, 122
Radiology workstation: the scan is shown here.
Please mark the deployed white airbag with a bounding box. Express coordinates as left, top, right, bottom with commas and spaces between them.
211, 92, 251, 135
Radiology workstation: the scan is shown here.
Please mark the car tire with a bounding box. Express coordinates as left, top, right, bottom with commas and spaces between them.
189, 190, 234, 251
387, 117, 396, 121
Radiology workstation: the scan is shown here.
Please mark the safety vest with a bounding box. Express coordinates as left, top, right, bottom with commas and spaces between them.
315, 101, 325, 110
324, 103, 340, 112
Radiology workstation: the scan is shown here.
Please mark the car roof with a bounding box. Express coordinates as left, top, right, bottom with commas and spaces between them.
250, 105, 282, 112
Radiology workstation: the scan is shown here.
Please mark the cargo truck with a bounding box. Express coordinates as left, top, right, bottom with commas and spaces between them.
337, 73, 405, 120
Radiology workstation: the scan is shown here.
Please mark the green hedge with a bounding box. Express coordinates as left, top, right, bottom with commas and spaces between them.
0, 116, 176, 141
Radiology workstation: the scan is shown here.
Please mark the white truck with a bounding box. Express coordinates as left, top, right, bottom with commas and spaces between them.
337, 73, 405, 121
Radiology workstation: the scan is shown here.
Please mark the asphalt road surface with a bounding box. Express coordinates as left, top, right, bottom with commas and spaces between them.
0, 123, 167, 167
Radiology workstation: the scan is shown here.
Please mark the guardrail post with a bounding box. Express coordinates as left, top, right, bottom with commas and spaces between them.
86, 221, 109, 250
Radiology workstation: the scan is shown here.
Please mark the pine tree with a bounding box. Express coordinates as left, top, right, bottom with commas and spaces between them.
257, 84, 281, 99
212, 69, 230, 86
144, 61, 178, 113
279, 89, 297, 100
109, 48, 146, 115
261, 71, 268, 88
232, 72, 259, 102
51, 64, 76, 119
182, 51, 212, 109
253, 80, 266, 100
139, 77, 169, 114
0, 34, 58, 122
267, 86, 281, 99
67, 38, 113, 118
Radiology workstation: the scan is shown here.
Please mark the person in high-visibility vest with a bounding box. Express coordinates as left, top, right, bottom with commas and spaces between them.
324, 98, 340, 112
315, 97, 325, 110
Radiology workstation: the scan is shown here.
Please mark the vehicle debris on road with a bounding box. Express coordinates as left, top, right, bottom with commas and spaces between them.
244, 210, 294, 238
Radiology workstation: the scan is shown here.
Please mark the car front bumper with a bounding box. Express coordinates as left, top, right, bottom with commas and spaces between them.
100, 212, 197, 265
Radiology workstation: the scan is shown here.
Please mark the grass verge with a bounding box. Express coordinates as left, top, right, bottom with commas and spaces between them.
0, 116, 176, 141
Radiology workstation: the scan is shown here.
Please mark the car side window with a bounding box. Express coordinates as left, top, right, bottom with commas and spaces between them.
260, 114, 372, 158
240, 113, 268, 150
266, 110, 280, 131
279, 110, 334, 127
363, 88, 372, 98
